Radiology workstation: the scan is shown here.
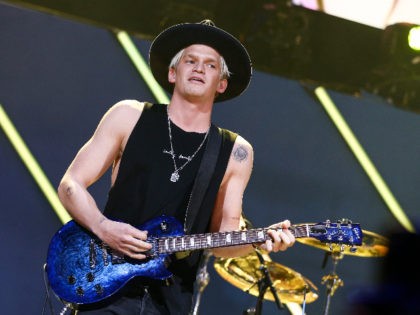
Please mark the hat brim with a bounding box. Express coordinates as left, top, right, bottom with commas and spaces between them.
149, 22, 252, 103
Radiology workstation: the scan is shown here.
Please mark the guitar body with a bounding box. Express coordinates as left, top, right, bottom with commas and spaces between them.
46, 215, 183, 305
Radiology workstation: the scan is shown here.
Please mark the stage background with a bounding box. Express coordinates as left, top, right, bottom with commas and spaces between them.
1, 2, 419, 314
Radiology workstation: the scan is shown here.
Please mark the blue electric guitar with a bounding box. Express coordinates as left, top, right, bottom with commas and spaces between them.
46, 215, 362, 305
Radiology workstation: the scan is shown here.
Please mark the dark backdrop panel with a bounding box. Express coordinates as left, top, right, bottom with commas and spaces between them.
1, 2, 419, 315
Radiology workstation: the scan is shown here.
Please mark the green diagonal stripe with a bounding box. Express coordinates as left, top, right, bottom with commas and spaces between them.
0, 104, 71, 224
314, 87, 414, 233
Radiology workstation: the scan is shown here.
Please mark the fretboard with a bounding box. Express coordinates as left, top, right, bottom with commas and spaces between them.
157, 224, 311, 254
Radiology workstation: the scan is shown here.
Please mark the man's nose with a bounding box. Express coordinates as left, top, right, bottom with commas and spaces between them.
193, 62, 205, 73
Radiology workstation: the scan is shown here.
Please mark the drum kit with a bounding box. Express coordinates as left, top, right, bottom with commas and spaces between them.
191, 221, 389, 315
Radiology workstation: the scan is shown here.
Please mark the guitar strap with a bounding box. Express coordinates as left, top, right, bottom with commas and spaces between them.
184, 124, 222, 234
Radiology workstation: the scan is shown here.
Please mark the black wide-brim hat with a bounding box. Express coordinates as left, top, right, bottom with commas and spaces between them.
149, 20, 252, 102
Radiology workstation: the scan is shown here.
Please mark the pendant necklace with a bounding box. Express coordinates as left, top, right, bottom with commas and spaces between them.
163, 106, 209, 182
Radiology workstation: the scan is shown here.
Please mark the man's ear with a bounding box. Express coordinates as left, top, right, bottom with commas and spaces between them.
216, 78, 228, 94
168, 67, 176, 83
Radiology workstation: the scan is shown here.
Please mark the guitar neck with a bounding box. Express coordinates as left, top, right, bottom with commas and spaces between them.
156, 225, 310, 254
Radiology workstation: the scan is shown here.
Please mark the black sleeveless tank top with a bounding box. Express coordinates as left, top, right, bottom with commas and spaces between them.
103, 103, 237, 301
104, 103, 237, 232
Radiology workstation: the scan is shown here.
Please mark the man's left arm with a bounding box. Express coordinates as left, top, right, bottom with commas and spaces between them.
209, 136, 295, 257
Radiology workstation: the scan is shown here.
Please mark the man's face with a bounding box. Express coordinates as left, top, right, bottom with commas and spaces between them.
168, 44, 228, 102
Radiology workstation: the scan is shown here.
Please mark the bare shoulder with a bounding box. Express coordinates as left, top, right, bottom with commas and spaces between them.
219, 134, 254, 192
231, 135, 254, 164
107, 99, 145, 117
223, 134, 254, 180
100, 100, 145, 129
90, 100, 148, 146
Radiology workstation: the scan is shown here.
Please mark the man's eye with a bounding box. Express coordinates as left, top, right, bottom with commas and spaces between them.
207, 64, 216, 69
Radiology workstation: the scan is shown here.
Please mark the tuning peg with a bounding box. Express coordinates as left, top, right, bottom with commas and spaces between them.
339, 218, 353, 225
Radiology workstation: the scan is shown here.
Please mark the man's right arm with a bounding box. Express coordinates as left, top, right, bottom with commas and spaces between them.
57, 100, 152, 259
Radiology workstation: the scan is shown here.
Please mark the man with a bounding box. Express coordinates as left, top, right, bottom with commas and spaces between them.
57, 20, 295, 314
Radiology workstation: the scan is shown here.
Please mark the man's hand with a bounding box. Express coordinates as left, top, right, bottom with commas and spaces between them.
95, 219, 152, 259
260, 220, 295, 252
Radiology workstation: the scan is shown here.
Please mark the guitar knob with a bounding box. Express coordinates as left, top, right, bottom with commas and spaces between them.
67, 275, 76, 285
95, 284, 104, 295
86, 272, 95, 282
76, 286, 84, 296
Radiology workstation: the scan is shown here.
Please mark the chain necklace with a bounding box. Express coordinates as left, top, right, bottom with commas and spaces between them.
163, 106, 209, 183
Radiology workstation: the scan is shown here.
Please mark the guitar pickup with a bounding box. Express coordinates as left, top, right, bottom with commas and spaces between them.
101, 243, 109, 266
145, 238, 159, 258
110, 250, 125, 264
89, 239, 96, 269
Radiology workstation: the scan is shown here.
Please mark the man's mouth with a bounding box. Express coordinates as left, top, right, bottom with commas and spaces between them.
189, 76, 205, 84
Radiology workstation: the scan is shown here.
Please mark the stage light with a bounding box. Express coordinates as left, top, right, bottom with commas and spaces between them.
365, 23, 420, 111
408, 26, 420, 51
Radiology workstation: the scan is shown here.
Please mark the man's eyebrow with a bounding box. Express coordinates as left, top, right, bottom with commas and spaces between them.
183, 52, 218, 62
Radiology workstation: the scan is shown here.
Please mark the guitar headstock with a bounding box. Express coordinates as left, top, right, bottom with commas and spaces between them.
308, 219, 363, 249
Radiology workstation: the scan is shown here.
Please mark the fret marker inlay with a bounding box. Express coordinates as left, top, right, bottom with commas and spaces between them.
226, 233, 231, 243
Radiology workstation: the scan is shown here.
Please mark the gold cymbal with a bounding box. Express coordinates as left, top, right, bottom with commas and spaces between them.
213, 251, 318, 304
297, 228, 389, 257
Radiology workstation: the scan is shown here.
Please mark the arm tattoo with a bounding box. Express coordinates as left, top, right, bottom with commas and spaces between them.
65, 186, 73, 196
233, 145, 248, 162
